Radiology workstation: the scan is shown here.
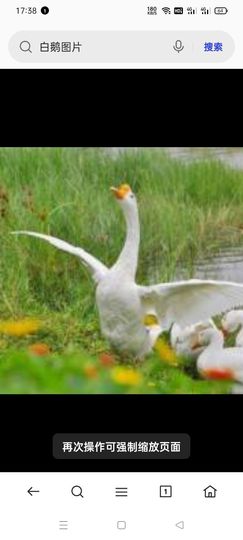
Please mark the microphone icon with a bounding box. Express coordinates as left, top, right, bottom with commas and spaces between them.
173, 39, 184, 52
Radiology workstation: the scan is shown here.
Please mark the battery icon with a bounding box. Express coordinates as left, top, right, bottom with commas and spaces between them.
214, 7, 228, 14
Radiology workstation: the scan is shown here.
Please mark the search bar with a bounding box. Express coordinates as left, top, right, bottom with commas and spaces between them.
9, 31, 234, 63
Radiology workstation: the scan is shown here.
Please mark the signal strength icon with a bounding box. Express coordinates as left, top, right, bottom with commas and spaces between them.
201, 7, 211, 14
162, 7, 171, 14
187, 7, 197, 14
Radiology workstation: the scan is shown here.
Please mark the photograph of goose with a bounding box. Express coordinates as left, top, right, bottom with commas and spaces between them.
1, 146, 243, 394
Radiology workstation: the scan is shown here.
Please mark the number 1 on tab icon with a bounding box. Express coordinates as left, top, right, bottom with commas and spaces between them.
160, 485, 172, 498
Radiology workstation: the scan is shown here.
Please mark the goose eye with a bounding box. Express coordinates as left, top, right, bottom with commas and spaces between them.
130, 194, 134, 199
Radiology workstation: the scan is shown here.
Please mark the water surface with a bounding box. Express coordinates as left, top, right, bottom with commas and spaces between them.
106, 147, 243, 282
176, 247, 243, 284
106, 147, 243, 170
166, 147, 243, 170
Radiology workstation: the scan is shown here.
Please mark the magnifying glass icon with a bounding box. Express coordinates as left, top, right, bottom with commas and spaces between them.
71, 485, 84, 497
19, 40, 32, 53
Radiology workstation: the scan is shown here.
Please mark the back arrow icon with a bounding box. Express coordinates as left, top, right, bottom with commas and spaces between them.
176, 521, 184, 529
28, 487, 40, 496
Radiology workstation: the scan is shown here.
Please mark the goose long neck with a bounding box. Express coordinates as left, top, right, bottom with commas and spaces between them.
115, 203, 140, 279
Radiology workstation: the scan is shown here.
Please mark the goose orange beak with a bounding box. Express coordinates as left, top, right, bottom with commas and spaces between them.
110, 184, 131, 199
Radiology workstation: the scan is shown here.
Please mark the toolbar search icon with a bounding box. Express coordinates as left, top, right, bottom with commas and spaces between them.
173, 39, 184, 53
19, 40, 32, 53
71, 485, 84, 497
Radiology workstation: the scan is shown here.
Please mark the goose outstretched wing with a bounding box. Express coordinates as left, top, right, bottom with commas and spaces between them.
12, 231, 108, 283
137, 279, 243, 328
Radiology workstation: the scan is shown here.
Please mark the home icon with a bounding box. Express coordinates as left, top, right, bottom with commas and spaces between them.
203, 485, 217, 498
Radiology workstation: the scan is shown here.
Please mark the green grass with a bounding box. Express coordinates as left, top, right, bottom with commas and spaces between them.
0, 346, 230, 394
0, 146, 242, 393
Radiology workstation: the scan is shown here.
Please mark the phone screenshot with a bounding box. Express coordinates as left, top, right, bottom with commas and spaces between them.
0, 146, 242, 539
1, 2, 242, 68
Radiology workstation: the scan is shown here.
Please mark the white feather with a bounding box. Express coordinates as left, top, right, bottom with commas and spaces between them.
12, 188, 243, 359
170, 319, 216, 358
11, 231, 107, 283
138, 279, 243, 329
221, 309, 243, 346
196, 327, 243, 383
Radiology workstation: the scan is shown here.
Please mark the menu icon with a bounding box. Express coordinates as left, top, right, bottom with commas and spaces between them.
59, 521, 68, 530
115, 487, 128, 497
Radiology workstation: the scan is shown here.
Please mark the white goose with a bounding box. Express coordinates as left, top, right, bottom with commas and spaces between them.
170, 319, 216, 358
221, 310, 243, 346
194, 327, 243, 383
12, 183, 243, 358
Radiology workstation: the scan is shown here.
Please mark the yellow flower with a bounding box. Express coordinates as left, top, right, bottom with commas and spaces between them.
143, 314, 159, 326
154, 337, 179, 366
0, 319, 41, 337
111, 367, 142, 386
